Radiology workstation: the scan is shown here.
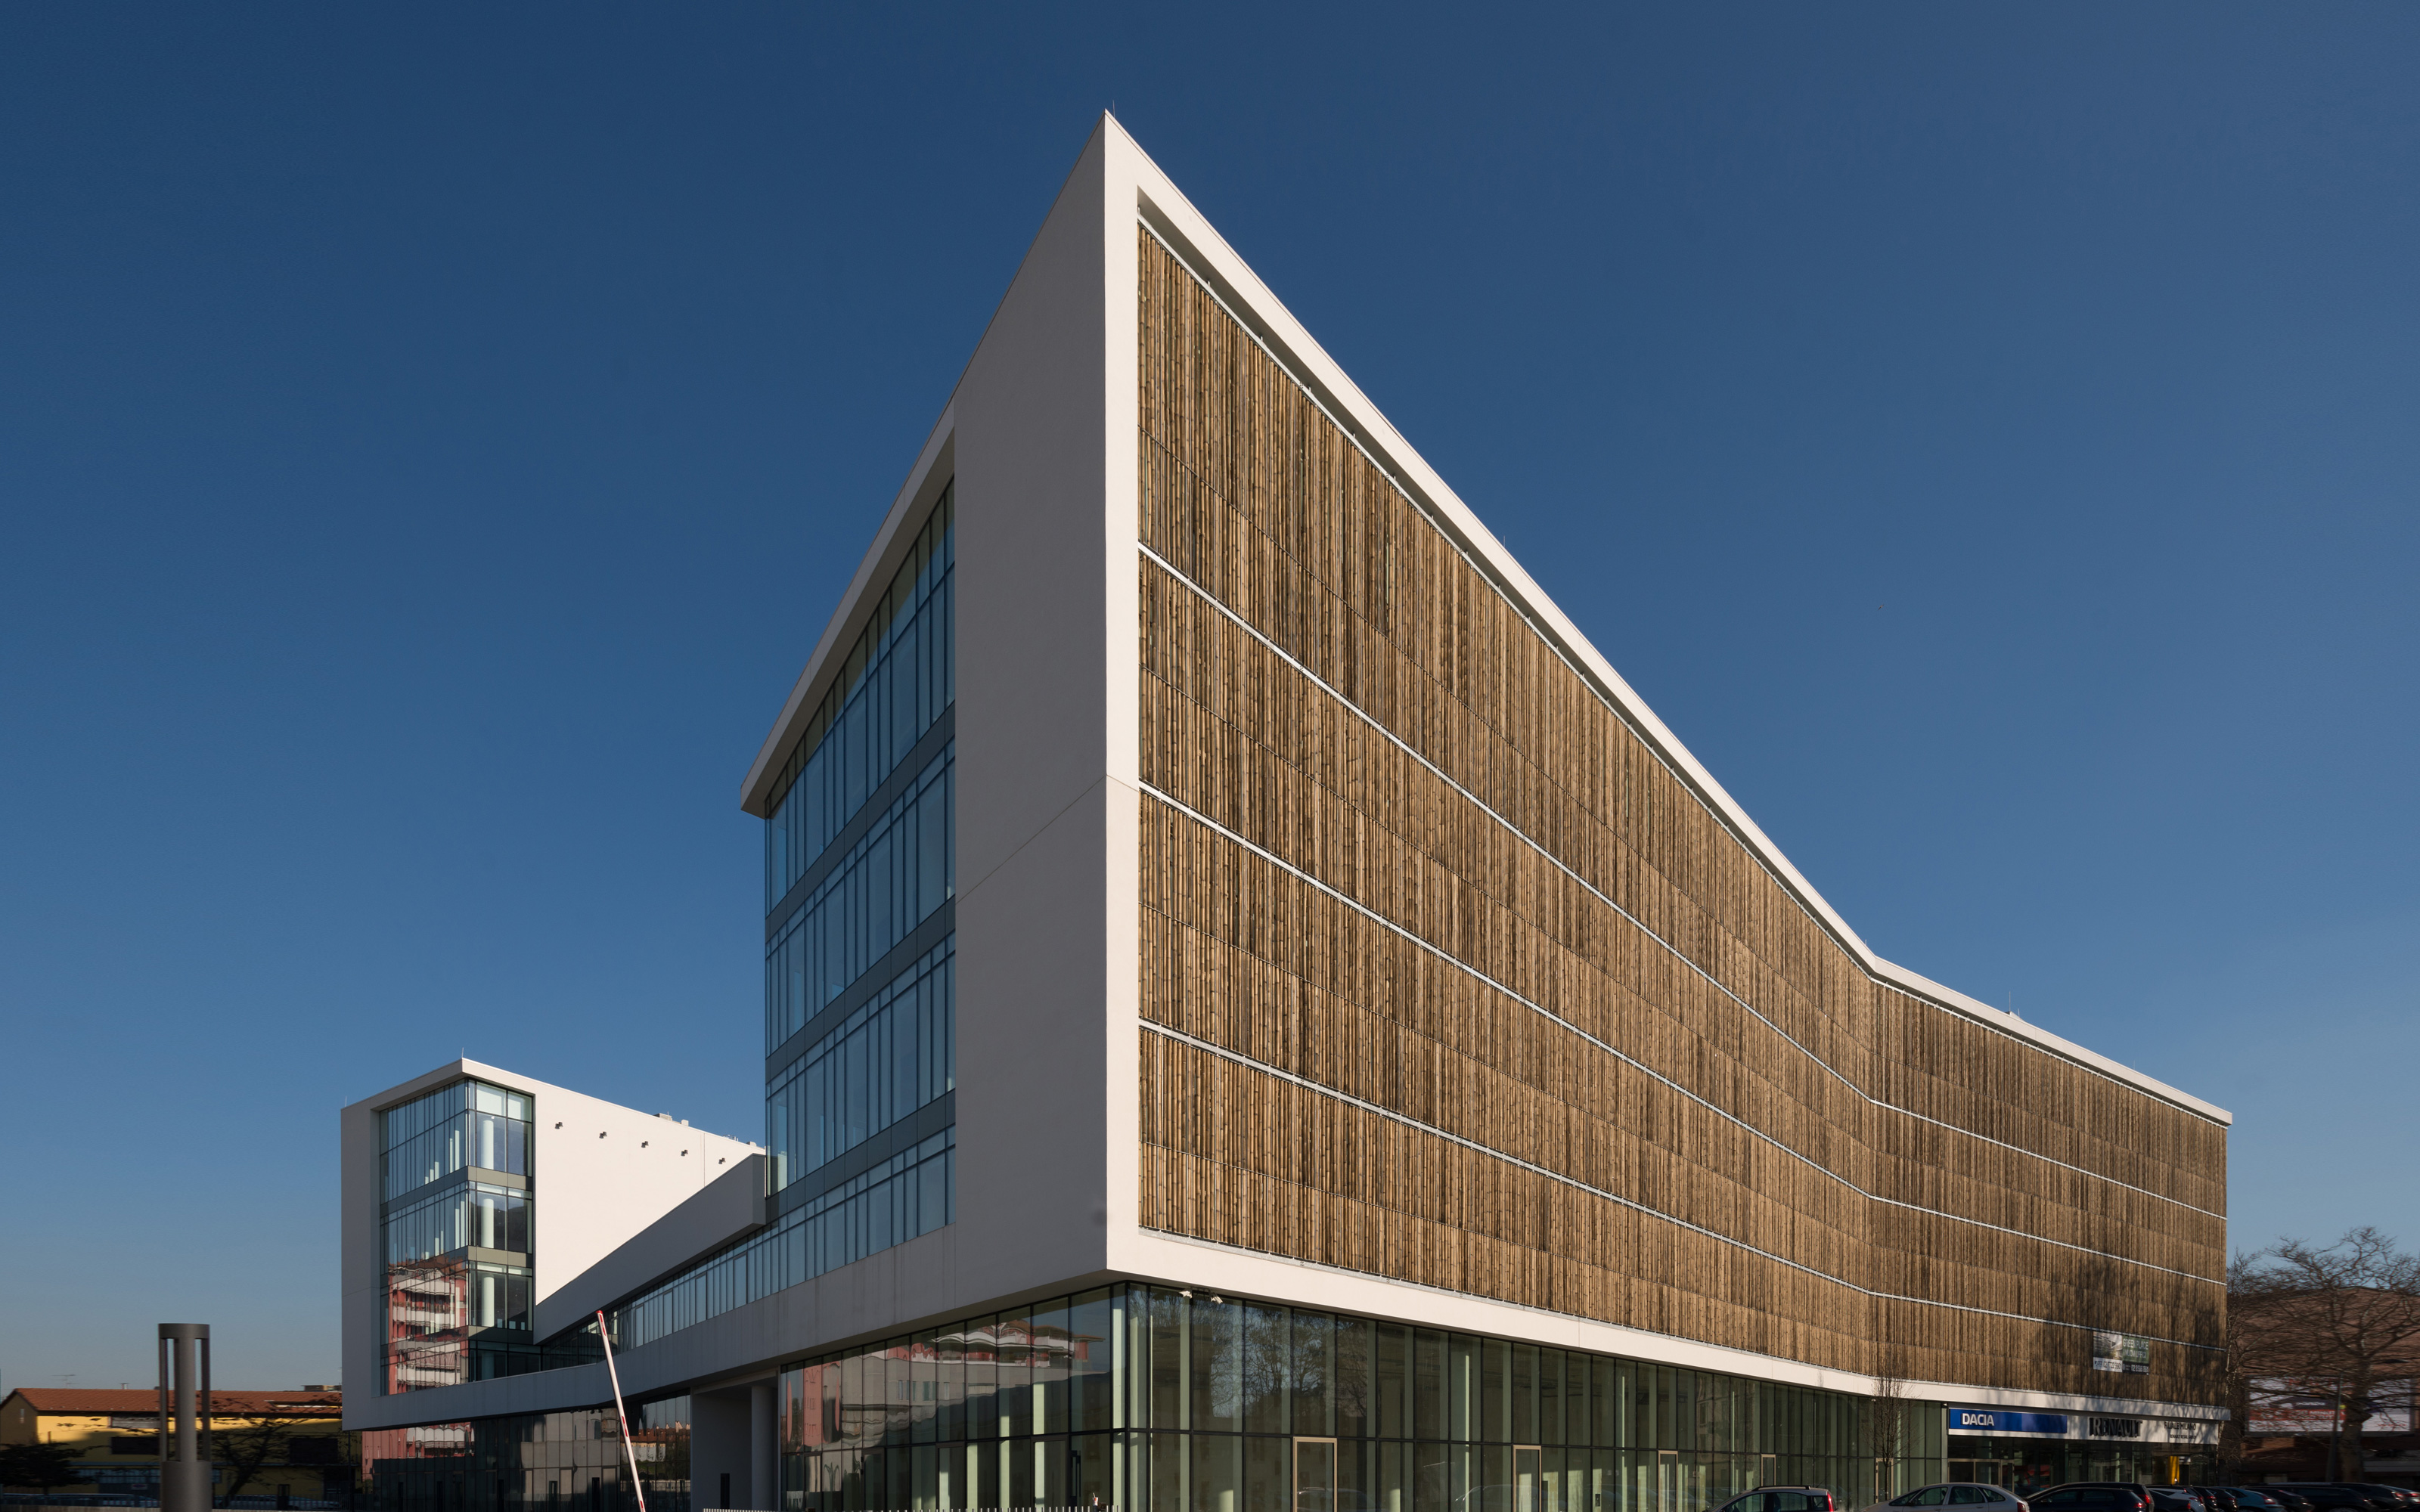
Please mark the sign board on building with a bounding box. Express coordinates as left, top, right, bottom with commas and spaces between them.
2088, 1418, 2142, 1439
1952, 1408, 2071, 1436
2093, 1331, 2152, 1374
2248, 1378, 2414, 1436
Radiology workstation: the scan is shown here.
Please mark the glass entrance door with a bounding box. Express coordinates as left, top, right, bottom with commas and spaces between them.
1516, 1447, 1542, 1512
1295, 1438, 1337, 1512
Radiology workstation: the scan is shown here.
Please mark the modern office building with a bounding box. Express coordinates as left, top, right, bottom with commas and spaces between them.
342, 116, 2230, 1512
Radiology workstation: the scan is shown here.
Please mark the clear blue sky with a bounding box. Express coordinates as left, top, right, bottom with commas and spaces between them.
3, 5, 2415, 1393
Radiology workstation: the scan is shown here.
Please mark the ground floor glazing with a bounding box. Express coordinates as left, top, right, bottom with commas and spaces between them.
777, 1284, 1950, 1512
1944, 1436, 2216, 1495
358, 1283, 2237, 1512
361, 1402, 692, 1512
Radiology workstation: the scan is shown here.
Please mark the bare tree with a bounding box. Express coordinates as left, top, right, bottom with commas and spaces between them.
2232, 1228, 2420, 1480
1867, 1338, 1916, 1503
1869, 1374, 1913, 1500
2222, 1249, 2268, 1476
210, 1399, 337, 1507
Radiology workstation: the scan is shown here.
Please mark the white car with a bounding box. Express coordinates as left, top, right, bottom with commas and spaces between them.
1869, 1486, 2030, 1512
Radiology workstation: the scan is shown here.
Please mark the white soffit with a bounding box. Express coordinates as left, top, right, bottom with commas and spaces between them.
1107, 117, 2229, 1128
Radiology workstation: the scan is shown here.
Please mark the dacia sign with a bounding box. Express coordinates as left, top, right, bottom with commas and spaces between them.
1952, 1407, 2071, 1436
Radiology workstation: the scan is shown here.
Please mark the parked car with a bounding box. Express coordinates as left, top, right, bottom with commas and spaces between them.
2028, 1484, 2153, 1512
2260, 1490, 2314, 1512
1714, 1486, 1840, 1512
2341, 1488, 2420, 1510
1866, 1484, 2028, 1512
2265, 1489, 2390, 1512
2148, 1491, 2207, 1512
2202, 1489, 2283, 1512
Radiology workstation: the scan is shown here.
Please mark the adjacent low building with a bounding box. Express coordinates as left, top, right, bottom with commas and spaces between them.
2, 1387, 347, 1502
341, 115, 2231, 1512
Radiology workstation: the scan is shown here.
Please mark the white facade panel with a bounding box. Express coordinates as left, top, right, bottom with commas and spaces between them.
340, 1058, 757, 1431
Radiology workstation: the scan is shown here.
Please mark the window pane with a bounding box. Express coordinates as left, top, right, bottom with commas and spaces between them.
1030, 1299, 1070, 1436
1335, 1316, 1371, 1441
1415, 1331, 1447, 1442
1479, 1338, 1505, 1444
999, 1309, 1035, 1439
1376, 1325, 1409, 1442
1243, 1304, 1288, 1435
1152, 1290, 1187, 1432
1070, 1289, 1115, 1433
1292, 1310, 1333, 1437
1192, 1300, 1239, 1434
1192, 1433, 1240, 1512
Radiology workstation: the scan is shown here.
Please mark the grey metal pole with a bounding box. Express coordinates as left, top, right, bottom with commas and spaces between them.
160, 1324, 213, 1512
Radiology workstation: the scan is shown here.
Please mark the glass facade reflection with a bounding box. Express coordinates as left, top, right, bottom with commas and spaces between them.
610, 1129, 954, 1353
761, 488, 957, 1274
765, 744, 954, 1052
1944, 1435, 2206, 1495
768, 939, 955, 1190
380, 1080, 541, 1393
766, 490, 954, 909
777, 1285, 1945, 1512
361, 1399, 690, 1512
386, 1081, 531, 1197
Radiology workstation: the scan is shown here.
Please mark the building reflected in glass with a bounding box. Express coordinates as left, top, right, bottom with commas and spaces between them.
777, 1285, 1945, 1512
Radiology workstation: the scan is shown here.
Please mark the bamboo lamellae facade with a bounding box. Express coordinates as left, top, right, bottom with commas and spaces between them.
1133, 225, 2224, 1405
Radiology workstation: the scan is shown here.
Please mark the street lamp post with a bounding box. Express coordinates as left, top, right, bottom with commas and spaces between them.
159, 1324, 213, 1512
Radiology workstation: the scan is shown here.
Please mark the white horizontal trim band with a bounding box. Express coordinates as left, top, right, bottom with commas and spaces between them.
1137, 778, 2221, 1290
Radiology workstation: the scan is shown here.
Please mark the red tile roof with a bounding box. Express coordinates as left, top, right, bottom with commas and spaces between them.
5, 1390, 340, 1415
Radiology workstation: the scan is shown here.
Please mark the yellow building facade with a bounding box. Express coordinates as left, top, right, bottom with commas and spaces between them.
2, 1387, 349, 1502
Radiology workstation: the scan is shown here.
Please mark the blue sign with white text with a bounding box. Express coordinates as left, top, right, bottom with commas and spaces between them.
1951, 1407, 2071, 1436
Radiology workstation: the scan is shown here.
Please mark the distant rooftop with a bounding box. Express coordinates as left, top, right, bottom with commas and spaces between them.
4, 1387, 340, 1414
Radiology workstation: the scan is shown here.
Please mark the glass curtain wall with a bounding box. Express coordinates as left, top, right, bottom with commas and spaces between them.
765, 491, 955, 912
765, 487, 954, 1228
768, 939, 955, 1189
380, 1080, 538, 1393
610, 1128, 954, 1353
765, 749, 954, 1055
361, 1399, 690, 1512
775, 1286, 1944, 1512
1943, 1436, 2204, 1495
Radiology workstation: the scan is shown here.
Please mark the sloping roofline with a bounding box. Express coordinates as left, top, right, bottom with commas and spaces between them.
741, 114, 2231, 1129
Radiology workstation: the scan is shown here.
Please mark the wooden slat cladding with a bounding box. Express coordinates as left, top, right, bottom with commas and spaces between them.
1134, 227, 2224, 1402
1140, 1024, 2201, 1399
1137, 577, 2216, 1275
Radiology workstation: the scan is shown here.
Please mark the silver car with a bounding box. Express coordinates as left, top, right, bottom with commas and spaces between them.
1869, 1486, 2030, 1512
